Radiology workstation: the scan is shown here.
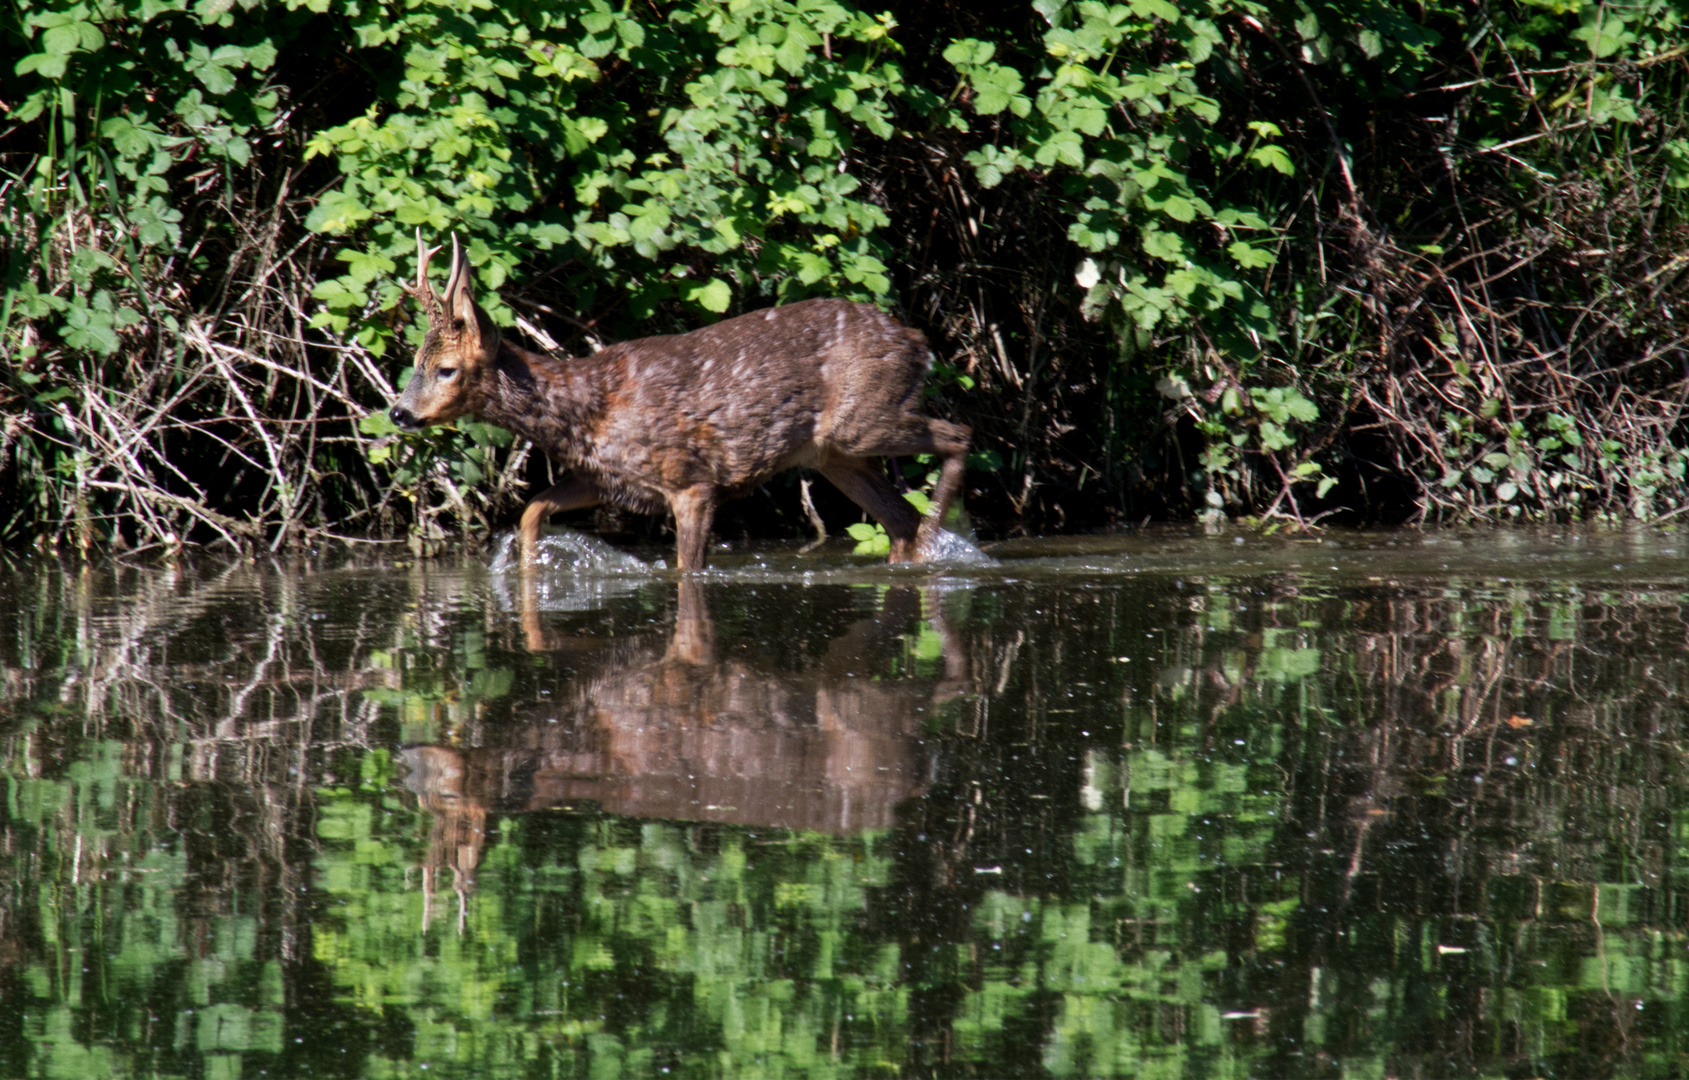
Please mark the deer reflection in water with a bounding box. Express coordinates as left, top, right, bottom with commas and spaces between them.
402, 578, 967, 921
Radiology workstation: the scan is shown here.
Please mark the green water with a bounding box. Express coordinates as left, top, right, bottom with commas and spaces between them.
2, 526, 1687, 1079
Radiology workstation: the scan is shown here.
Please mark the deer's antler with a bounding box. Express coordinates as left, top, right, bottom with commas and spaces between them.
409, 228, 446, 325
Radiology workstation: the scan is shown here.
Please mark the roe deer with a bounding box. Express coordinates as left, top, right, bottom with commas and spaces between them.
388, 232, 971, 570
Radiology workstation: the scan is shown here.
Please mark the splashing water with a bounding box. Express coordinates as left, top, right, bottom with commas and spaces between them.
921, 528, 994, 566
488, 529, 651, 575
488, 529, 653, 613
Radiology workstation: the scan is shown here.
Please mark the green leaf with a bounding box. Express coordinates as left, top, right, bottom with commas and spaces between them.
1249, 145, 1296, 175
360, 411, 400, 436
793, 251, 832, 285
1129, 0, 1181, 21
16, 52, 69, 79
966, 145, 1018, 189
1228, 240, 1275, 268
196, 60, 237, 95
246, 40, 279, 69
1158, 195, 1196, 223
845, 521, 890, 555
1258, 420, 1293, 451
1141, 228, 1185, 262
305, 192, 373, 234
1032, 130, 1085, 168
942, 38, 995, 67
338, 249, 397, 286
61, 305, 121, 355
42, 21, 104, 57
1571, 9, 1636, 58
459, 420, 515, 447
686, 278, 732, 313
971, 65, 1025, 115
101, 117, 156, 157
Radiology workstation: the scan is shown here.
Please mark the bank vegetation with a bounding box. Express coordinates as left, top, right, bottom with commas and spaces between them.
3, 0, 1687, 553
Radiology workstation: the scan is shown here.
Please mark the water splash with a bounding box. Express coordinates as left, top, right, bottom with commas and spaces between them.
488, 529, 653, 613
488, 529, 650, 575
920, 528, 994, 566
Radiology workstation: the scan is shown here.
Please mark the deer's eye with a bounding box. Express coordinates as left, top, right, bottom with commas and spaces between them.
436, 367, 458, 382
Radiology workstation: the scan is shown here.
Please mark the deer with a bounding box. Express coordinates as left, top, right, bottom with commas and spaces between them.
388, 232, 971, 570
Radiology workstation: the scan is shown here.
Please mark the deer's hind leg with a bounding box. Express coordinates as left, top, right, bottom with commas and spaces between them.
914, 419, 971, 550
819, 457, 924, 561
830, 416, 971, 560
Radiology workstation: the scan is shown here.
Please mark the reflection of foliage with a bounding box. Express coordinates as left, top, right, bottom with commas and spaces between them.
0, 554, 1688, 1076
951, 749, 1284, 1077
362, 630, 515, 745
311, 801, 911, 1077
4, 728, 294, 1079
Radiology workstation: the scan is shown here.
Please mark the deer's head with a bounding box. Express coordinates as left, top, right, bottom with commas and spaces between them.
389, 231, 501, 430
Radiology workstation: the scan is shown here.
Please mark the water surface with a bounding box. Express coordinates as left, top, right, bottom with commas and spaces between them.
2, 526, 1686, 1078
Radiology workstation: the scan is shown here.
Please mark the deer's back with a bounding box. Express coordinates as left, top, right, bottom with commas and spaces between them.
570, 299, 932, 500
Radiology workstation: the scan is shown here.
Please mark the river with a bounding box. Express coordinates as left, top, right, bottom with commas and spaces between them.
1, 525, 1685, 1078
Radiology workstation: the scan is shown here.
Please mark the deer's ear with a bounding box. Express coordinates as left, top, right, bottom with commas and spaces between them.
444, 234, 499, 358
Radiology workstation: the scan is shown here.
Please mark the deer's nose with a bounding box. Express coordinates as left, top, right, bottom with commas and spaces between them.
390, 406, 418, 429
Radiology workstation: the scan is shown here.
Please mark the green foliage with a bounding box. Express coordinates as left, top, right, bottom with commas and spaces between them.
302, 0, 910, 354
0, 0, 370, 550
4, 0, 1689, 547
943, 1, 1287, 347
1220, 0, 1689, 524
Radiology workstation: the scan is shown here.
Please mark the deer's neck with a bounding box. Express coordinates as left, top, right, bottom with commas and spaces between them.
471, 342, 605, 462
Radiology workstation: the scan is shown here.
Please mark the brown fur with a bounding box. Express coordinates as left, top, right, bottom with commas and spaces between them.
390, 233, 970, 570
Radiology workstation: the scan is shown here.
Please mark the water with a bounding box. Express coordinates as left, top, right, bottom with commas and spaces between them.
1, 525, 1686, 1078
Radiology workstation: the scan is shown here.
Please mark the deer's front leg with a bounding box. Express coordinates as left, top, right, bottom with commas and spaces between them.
518, 477, 603, 565
669, 486, 719, 571
518, 477, 603, 651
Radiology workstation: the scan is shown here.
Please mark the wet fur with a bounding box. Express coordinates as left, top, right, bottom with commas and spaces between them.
391, 236, 969, 570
